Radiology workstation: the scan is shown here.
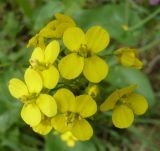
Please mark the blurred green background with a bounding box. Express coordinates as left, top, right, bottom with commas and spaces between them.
0, 0, 160, 151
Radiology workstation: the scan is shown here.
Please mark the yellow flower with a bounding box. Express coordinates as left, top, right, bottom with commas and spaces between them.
86, 84, 99, 98
61, 131, 77, 147
27, 34, 45, 49
32, 116, 52, 135
51, 88, 97, 141
30, 40, 60, 89
114, 48, 143, 69
8, 68, 57, 126
122, 24, 129, 31
100, 84, 148, 128
58, 26, 110, 83
39, 13, 76, 38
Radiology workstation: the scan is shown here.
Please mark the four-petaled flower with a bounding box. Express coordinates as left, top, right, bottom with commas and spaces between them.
58, 26, 110, 83
30, 40, 60, 89
9, 68, 57, 126
100, 84, 148, 128
51, 88, 97, 140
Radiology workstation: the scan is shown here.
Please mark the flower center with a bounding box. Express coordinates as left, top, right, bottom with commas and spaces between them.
64, 112, 81, 126
116, 95, 129, 106
77, 44, 91, 58
30, 59, 50, 71
21, 93, 39, 104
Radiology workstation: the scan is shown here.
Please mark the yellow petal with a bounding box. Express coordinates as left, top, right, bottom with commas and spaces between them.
58, 53, 84, 79
67, 140, 76, 147
41, 66, 59, 89
100, 90, 120, 112
27, 34, 45, 49
128, 93, 148, 115
63, 27, 86, 51
51, 114, 71, 133
30, 47, 44, 66
118, 84, 137, 97
71, 119, 93, 141
61, 131, 77, 141
114, 47, 137, 56
21, 103, 41, 126
30, 47, 44, 62
53, 88, 76, 113
39, 21, 57, 38
44, 40, 60, 64
24, 68, 42, 94
36, 94, 57, 117
133, 58, 143, 69
86, 26, 110, 53
83, 55, 108, 83
32, 118, 52, 135
75, 95, 97, 118
54, 23, 70, 38
87, 84, 99, 98
9, 78, 29, 99
112, 105, 134, 128
55, 13, 76, 26
40, 13, 76, 39
61, 131, 77, 147
100, 84, 137, 112
55, 14, 76, 38
120, 53, 135, 67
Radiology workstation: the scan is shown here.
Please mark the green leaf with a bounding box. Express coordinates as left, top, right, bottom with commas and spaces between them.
45, 133, 97, 151
106, 66, 155, 107
75, 3, 142, 46
4, 12, 21, 38
32, 1, 65, 32
0, 109, 20, 133
16, 0, 33, 18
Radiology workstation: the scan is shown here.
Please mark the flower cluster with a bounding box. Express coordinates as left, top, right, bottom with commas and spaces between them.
8, 13, 148, 147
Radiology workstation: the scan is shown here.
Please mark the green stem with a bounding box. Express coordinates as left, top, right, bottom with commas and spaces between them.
0, 63, 11, 67
102, 53, 114, 57
129, 7, 160, 31
125, 0, 130, 25
140, 39, 160, 52
128, 0, 148, 14
136, 118, 160, 124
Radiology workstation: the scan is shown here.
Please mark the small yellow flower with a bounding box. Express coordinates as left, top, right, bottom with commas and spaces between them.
86, 84, 99, 98
100, 84, 148, 128
114, 47, 143, 69
8, 68, 57, 126
61, 131, 77, 147
27, 34, 45, 49
30, 40, 60, 89
58, 26, 110, 83
32, 116, 52, 135
39, 13, 76, 38
122, 24, 129, 31
51, 88, 97, 141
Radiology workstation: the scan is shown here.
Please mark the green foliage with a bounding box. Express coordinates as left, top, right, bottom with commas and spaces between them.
45, 133, 98, 151
107, 65, 155, 107
75, 3, 142, 46
32, 0, 65, 32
